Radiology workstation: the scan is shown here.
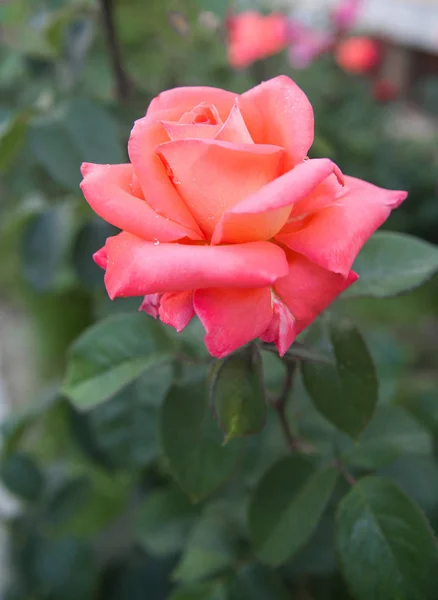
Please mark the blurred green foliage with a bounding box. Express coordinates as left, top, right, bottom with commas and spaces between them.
1, 1, 438, 599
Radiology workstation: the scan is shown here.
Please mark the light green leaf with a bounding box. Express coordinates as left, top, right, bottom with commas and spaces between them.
0, 112, 27, 172
302, 320, 378, 439
63, 313, 175, 410
161, 384, 242, 501
336, 476, 438, 600
210, 345, 266, 441
344, 232, 438, 298
249, 456, 338, 566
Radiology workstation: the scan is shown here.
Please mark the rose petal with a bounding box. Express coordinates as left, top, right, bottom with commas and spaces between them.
194, 287, 273, 358
98, 232, 289, 298
276, 176, 408, 276
159, 291, 195, 332
146, 87, 238, 122
160, 121, 220, 140
139, 293, 162, 319
240, 75, 314, 168
157, 138, 285, 237
212, 158, 342, 244
128, 117, 204, 237
274, 251, 359, 335
260, 296, 297, 357
80, 163, 201, 242
214, 101, 253, 143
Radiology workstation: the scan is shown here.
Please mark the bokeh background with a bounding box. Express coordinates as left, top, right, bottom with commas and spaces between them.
0, 0, 438, 598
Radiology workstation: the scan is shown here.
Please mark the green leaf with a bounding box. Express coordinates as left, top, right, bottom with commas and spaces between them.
336, 476, 438, 600
21, 204, 74, 292
0, 112, 27, 172
72, 220, 116, 288
63, 98, 124, 164
74, 381, 161, 469
227, 564, 290, 600
29, 119, 83, 191
343, 405, 431, 470
173, 513, 237, 583
169, 582, 227, 600
34, 537, 97, 600
302, 320, 378, 439
249, 456, 338, 566
344, 232, 438, 298
29, 100, 124, 192
161, 383, 242, 500
63, 313, 175, 410
136, 486, 197, 557
0, 453, 44, 502
210, 345, 266, 441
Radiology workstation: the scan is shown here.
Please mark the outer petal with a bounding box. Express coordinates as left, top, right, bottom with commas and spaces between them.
146, 86, 238, 122
274, 252, 359, 335
80, 163, 201, 242
240, 75, 314, 168
159, 291, 195, 332
194, 287, 273, 358
212, 158, 342, 244
157, 138, 285, 237
276, 176, 408, 276
260, 296, 297, 357
128, 117, 204, 237
98, 232, 289, 298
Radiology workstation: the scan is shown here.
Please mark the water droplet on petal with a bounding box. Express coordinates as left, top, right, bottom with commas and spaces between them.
153, 238, 160, 246
207, 214, 214, 221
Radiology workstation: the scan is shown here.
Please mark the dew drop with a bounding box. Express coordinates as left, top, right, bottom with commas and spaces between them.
207, 214, 215, 221
153, 238, 160, 246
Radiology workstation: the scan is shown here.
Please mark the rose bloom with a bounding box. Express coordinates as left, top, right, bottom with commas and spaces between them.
81, 76, 407, 358
335, 36, 381, 74
227, 11, 289, 69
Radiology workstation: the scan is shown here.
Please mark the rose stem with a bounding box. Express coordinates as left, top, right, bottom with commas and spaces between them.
99, 0, 130, 102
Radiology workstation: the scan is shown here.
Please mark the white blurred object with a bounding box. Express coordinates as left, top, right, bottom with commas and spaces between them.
287, 0, 438, 53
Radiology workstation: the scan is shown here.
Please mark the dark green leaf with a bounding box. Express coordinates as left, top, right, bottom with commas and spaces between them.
72, 219, 116, 288
343, 406, 431, 470
211, 345, 266, 441
29, 119, 83, 191
82, 382, 161, 469
302, 320, 378, 438
0, 453, 44, 502
173, 513, 237, 583
29, 100, 124, 192
63, 98, 124, 164
34, 537, 97, 600
21, 204, 73, 292
227, 564, 290, 600
169, 582, 227, 600
249, 456, 338, 566
336, 476, 438, 600
344, 232, 438, 298
161, 384, 242, 500
136, 486, 197, 557
63, 313, 175, 410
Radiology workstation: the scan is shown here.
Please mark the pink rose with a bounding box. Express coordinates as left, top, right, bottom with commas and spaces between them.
335, 36, 381, 74
80, 76, 407, 358
227, 11, 289, 69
